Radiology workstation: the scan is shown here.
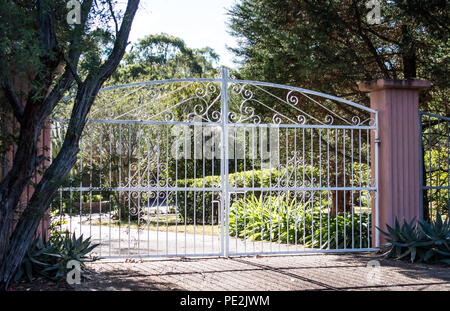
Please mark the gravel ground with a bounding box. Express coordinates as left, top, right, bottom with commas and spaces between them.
68, 252, 450, 291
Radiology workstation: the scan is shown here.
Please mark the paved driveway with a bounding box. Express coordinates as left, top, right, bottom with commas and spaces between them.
75, 253, 450, 291
62, 215, 306, 257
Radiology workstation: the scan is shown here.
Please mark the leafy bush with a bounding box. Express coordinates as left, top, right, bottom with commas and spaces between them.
379, 213, 450, 264
176, 167, 319, 224
13, 232, 99, 285
229, 193, 371, 249
305, 211, 371, 249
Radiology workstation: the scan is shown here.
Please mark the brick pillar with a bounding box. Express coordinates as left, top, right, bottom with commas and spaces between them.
3, 118, 51, 241
358, 79, 430, 247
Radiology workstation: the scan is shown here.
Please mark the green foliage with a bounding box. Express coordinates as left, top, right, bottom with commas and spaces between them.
379, 213, 450, 264
229, 193, 371, 249
176, 166, 319, 224
306, 212, 371, 249
13, 231, 99, 284
422, 146, 449, 217
228, 0, 449, 116
111, 33, 219, 83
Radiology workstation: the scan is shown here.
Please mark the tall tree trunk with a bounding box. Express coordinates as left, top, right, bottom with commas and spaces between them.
330, 172, 352, 216
401, 25, 417, 79
0, 0, 140, 289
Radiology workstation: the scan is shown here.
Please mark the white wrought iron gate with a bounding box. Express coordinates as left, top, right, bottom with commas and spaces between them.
52, 67, 379, 258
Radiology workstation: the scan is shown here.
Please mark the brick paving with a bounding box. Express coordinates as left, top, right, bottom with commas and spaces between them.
75, 252, 450, 291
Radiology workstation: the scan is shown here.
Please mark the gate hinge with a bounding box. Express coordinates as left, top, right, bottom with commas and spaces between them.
375, 138, 381, 144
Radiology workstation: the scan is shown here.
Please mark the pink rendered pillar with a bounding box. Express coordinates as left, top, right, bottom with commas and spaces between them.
4, 117, 51, 241
2, 76, 51, 241
358, 79, 430, 247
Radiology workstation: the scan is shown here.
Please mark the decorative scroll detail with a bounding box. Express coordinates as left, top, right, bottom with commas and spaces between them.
228, 84, 262, 124
228, 82, 374, 127
184, 82, 222, 123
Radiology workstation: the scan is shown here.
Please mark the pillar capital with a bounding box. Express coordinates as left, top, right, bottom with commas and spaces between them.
358, 79, 431, 93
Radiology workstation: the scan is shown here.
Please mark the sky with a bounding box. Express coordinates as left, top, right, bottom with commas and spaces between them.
125, 0, 240, 69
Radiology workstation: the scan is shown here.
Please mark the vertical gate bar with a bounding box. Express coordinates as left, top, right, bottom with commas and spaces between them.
202, 123, 206, 255
109, 124, 112, 256
166, 124, 169, 255
210, 125, 214, 253
359, 129, 363, 248
128, 124, 132, 256
294, 128, 298, 248
147, 124, 151, 255
302, 127, 306, 250
243, 126, 247, 254
156, 125, 160, 255
260, 126, 264, 253
319, 128, 322, 248
175, 124, 178, 255
220, 66, 230, 256
277, 127, 281, 251
137, 124, 141, 255
269, 126, 273, 252
375, 111, 379, 247
234, 126, 238, 252
343, 128, 346, 248
252, 126, 256, 252
118, 124, 122, 252
99, 124, 103, 256
327, 129, 330, 249
351, 129, 354, 249
89, 124, 93, 238
109, 124, 112, 185
366, 128, 371, 247
418, 112, 424, 220
335, 129, 338, 249
184, 126, 188, 256
193, 120, 197, 254
286, 127, 289, 249
109, 196, 112, 256
310, 128, 314, 248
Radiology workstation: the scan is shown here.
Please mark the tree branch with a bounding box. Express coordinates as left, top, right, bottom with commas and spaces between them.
0, 68, 24, 123
63, 55, 83, 86
95, 0, 139, 83
40, 0, 94, 117
107, 0, 119, 35
37, 0, 60, 67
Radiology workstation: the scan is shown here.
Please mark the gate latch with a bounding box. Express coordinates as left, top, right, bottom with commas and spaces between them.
375, 138, 381, 144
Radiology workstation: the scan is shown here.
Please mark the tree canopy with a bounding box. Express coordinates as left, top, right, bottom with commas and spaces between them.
111, 33, 220, 83
228, 0, 449, 115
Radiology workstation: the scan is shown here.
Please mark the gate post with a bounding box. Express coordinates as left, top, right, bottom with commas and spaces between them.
358, 79, 430, 247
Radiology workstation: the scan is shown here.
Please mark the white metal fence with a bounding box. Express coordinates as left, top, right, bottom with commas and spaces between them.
51, 68, 378, 258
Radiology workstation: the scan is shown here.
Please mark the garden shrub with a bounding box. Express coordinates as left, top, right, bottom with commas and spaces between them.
379, 213, 450, 264
13, 217, 98, 286
176, 166, 319, 224
229, 193, 371, 249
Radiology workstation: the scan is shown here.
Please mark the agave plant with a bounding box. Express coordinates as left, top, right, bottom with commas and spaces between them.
42, 233, 99, 280
378, 213, 450, 264
418, 214, 450, 264
13, 233, 99, 284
